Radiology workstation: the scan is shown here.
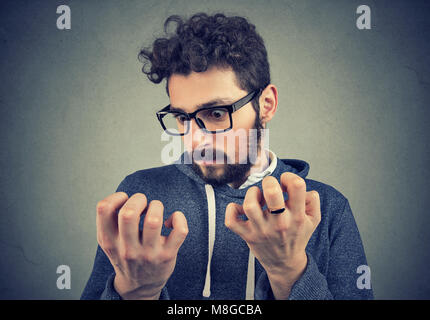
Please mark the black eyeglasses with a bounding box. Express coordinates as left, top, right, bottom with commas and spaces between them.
156, 89, 262, 136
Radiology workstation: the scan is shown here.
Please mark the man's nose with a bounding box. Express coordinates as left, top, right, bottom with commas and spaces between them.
184, 119, 212, 149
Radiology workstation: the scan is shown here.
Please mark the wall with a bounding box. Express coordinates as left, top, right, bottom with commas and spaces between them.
0, 0, 429, 299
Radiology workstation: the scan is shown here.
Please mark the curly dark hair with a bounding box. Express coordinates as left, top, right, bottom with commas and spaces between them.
138, 12, 271, 113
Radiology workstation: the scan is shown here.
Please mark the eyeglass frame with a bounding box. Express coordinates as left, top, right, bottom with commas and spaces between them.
156, 88, 262, 136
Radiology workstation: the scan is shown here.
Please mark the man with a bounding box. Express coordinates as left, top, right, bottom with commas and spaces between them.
81, 12, 373, 300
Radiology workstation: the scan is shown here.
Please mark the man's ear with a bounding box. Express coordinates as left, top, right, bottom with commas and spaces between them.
258, 84, 278, 124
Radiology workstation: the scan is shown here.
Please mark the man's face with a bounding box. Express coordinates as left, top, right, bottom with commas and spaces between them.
168, 66, 262, 187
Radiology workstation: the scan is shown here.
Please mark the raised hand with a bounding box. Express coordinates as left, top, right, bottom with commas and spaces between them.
96, 192, 189, 299
225, 172, 321, 299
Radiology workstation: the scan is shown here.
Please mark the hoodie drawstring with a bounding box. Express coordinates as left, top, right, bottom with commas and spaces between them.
203, 184, 255, 299
246, 250, 255, 300
203, 184, 216, 298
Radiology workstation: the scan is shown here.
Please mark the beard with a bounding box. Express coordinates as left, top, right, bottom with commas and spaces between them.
191, 113, 264, 188
192, 159, 253, 187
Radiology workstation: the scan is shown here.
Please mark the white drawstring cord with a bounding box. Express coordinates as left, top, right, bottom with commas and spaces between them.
202, 184, 255, 299
203, 184, 216, 297
246, 250, 255, 300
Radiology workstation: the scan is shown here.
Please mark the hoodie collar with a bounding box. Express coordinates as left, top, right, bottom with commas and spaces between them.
235, 149, 277, 190
174, 151, 310, 199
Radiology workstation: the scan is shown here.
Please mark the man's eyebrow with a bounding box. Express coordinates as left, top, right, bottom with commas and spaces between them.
169, 98, 234, 113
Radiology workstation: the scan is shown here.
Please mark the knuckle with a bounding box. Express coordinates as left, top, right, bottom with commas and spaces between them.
259, 228, 271, 241
225, 220, 240, 233
141, 250, 155, 263
96, 200, 112, 215
264, 186, 279, 199
242, 202, 257, 214
280, 172, 289, 181
293, 177, 306, 189
159, 251, 174, 263
179, 227, 189, 238
103, 242, 115, 253
121, 248, 137, 261
248, 186, 260, 193
116, 191, 129, 200
274, 222, 288, 233
119, 207, 137, 222
145, 216, 162, 229
280, 172, 293, 183
242, 203, 251, 213
130, 192, 147, 203
295, 215, 305, 226
245, 187, 260, 201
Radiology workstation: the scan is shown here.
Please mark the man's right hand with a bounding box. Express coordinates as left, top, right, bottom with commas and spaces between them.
96, 192, 189, 300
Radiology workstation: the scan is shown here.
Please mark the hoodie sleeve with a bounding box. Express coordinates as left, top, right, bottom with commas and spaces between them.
255, 199, 374, 300
80, 245, 171, 300
80, 244, 117, 300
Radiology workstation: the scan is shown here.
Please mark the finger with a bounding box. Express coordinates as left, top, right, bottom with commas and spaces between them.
280, 172, 306, 218
96, 192, 129, 245
225, 202, 249, 237
262, 176, 285, 214
164, 212, 174, 229
118, 193, 147, 248
242, 186, 266, 227
142, 200, 164, 248
305, 191, 321, 223
164, 211, 189, 252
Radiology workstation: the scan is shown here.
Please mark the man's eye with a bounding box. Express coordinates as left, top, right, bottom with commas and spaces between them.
209, 109, 227, 119
175, 114, 188, 123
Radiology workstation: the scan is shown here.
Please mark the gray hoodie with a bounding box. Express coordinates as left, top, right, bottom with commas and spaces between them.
81, 154, 373, 300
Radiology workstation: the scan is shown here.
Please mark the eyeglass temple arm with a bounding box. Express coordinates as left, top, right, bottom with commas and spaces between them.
231, 89, 262, 112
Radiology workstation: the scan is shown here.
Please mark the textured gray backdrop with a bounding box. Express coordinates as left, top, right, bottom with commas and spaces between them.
0, 0, 429, 299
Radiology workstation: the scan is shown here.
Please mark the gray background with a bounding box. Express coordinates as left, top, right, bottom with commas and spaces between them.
0, 0, 429, 299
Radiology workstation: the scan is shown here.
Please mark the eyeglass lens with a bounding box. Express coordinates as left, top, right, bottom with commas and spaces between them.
162, 107, 231, 135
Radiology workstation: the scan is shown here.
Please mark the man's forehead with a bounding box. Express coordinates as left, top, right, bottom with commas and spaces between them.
169, 96, 235, 112
167, 67, 242, 111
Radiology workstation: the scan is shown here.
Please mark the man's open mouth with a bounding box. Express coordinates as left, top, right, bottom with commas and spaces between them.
192, 148, 229, 165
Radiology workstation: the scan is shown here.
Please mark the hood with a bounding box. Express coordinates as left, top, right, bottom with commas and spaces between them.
174, 151, 310, 197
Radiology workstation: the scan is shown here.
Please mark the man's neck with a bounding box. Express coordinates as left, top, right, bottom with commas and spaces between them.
228, 148, 271, 189
249, 148, 270, 176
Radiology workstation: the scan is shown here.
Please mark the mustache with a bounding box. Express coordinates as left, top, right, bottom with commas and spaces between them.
192, 147, 230, 163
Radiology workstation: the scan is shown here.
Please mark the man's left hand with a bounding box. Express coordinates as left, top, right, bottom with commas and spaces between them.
225, 172, 321, 299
